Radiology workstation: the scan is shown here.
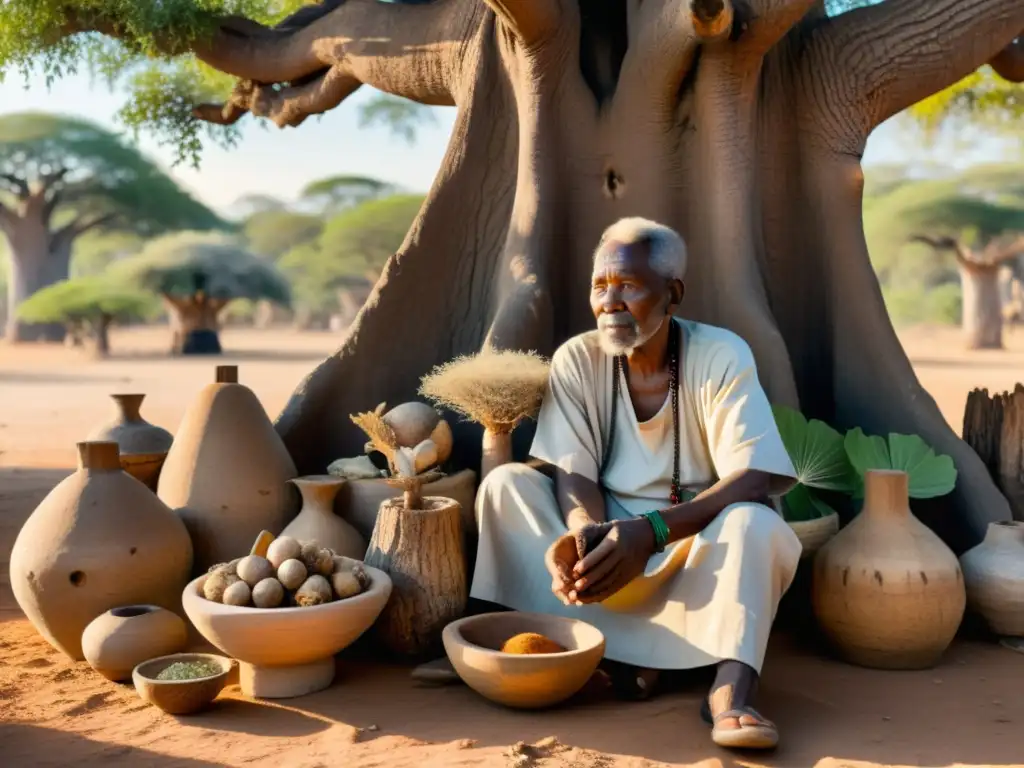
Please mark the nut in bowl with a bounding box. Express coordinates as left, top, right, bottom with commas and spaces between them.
182, 562, 392, 699
132, 652, 234, 715
442, 612, 605, 709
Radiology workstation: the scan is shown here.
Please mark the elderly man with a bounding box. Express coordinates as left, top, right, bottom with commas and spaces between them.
470, 217, 801, 750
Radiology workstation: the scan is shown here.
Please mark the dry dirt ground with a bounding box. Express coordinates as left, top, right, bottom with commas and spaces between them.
1, 324, 1022, 768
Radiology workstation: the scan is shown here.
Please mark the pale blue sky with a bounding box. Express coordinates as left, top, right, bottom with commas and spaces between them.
0, 70, 1011, 216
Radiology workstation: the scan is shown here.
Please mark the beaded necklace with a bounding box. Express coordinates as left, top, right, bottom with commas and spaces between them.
599, 317, 684, 505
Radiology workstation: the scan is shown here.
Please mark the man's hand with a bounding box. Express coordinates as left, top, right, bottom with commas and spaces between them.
544, 534, 581, 605
569, 518, 655, 604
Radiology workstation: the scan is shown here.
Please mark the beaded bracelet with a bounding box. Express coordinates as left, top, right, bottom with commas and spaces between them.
642, 510, 670, 553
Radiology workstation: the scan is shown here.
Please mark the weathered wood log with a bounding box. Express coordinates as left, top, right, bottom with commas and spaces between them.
963, 385, 1024, 521
363, 496, 467, 658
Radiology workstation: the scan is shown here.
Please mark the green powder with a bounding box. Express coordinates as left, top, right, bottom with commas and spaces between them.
155, 660, 221, 681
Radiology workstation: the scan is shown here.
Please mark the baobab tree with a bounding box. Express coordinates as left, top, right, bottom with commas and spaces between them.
4, 0, 1024, 548
910, 233, 1024, 350
0, 113, 223, 341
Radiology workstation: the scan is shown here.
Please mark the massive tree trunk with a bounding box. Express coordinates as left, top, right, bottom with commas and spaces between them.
68, 0, 1024, 551
911, 234, 1024, 350
1, 172, 114, 342
163, 294, 229, 355
961, 264, 1006, 349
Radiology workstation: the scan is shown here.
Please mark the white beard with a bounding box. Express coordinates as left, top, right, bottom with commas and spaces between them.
596, 312, 666, 357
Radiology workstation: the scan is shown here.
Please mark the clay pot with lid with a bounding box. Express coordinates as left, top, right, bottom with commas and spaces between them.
279, 475, 367, 559
87, 394, 174, 490
157, 365, 298, 573
9, 442, 194, 660
811, 469, 966, 669
959, 521, 1024, 637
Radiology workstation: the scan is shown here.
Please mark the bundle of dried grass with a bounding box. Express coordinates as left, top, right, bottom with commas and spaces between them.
349, 402, 399, 471
419, 350, 551, 478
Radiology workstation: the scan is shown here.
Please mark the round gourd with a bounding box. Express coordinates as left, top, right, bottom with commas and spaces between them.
252, 577, 285, 608
382, 402, 441, 448
237, 555, 275, 587
500, 632, 566, 654
300, 541, 335, 576
223, 580, 253, 607
203, 570, 241, 602
277, 558, 308, 590
267, 536, 302, 569
331, 570, 363, 599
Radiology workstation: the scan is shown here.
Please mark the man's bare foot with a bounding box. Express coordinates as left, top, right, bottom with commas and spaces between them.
603, 660, 661, 700
701, 660, 778, 750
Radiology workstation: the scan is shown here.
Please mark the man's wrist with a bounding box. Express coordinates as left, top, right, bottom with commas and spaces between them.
566, 508, 599, 532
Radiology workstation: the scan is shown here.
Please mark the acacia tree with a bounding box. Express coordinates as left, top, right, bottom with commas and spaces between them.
6, 0, 1024, 547
14, 275, 159, 355
115, 231, 291, 354
0, 112, 224, 342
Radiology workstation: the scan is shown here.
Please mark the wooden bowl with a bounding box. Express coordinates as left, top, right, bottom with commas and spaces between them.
442, 612, 605, 709
132, 652, 234, 715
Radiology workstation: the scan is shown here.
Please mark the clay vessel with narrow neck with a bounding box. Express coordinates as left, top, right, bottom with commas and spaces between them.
9, 441, 193, 660
960, 521, 1024, 636
157, 365, 298, 572
279, 475, 366, 559
87, 394, 174, 490
811, 469, 966, 669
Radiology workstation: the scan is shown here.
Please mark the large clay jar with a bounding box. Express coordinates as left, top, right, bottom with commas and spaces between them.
158, 365, 297, 573
9, 442, 193, 660
279, 475, 366, 559
87, 393, 174, 490
959, 521, 1024, 636
811, 469, 966, 669
81, 605, 188, 681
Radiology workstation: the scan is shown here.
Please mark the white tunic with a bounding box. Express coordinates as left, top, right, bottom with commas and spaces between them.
470, 318, 803, 672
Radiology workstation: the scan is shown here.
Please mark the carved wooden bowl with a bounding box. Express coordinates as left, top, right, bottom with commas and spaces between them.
442, 611, 605, 709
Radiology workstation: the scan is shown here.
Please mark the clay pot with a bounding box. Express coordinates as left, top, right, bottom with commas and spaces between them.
182, 567, 392, 698
9, 442, 194, 660
443, 612, 605, 709
960, 521, 1024, 636
811, 470, 966, 669
157, 366, 298, 573
789, 512, 839, 558
81, 605, 188, 681
279, 475, 366, 559
87, 394, 174, 490
364, 496, 468, 658
338, 468, 477, 542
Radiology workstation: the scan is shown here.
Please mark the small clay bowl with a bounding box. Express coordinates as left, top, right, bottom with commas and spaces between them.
442, 611, 605, 709
132, 652, 234, 715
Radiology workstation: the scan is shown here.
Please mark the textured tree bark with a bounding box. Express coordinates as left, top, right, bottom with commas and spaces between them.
163, 295, 228, 355
963, 385, 1024, 521
960, 264, 1005, 350
2, 216, 68, 342
363, 496, 467, 658
91, 314, 112, 358
57, 0, 1023, 550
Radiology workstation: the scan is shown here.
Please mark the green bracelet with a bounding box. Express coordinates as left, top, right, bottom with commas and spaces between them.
642, 510, 670, 553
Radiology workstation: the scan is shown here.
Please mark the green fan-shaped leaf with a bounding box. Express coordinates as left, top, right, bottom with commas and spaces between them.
888, 433, 958, 498
772, 405, 856, 493
844, 428, 957, 499
781, 483, 838, 522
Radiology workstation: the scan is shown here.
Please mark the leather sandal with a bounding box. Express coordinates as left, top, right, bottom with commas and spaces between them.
700, 698, 779, 750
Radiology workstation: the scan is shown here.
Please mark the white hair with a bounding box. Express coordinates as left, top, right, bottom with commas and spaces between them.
594, 217, 687, 281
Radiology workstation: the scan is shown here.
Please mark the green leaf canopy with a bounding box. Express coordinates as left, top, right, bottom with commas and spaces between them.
114, 230, 291, 306
15, 275, 159, 323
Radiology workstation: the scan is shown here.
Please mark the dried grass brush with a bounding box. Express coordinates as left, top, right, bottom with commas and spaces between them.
349, 402, 399, 472
419, 349, 550, 479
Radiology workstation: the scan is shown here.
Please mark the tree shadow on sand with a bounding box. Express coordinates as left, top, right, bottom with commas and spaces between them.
271, 635, 1024, 768
1, 723, 227, 766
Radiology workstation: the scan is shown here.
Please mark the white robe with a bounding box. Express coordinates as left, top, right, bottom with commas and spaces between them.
470, 319, 803, 672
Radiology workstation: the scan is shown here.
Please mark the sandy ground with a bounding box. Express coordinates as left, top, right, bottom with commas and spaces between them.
1, 324, 1023, 768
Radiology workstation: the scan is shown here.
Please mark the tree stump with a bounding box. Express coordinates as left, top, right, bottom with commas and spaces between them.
363, 496, 467, 658
964, 385, 1024, 521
